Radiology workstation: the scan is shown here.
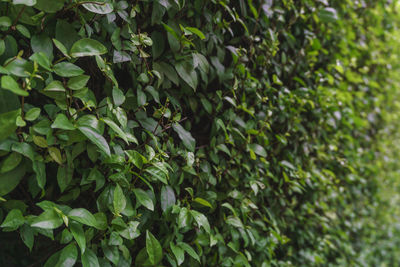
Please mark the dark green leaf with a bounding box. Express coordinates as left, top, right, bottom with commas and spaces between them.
78, 126, 111, 157
172, 123, 196, 152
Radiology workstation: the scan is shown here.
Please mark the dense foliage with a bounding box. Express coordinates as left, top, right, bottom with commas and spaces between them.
1, 0, 400, 266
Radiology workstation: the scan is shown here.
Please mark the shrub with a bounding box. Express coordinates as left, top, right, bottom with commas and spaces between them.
1, 0, 400, 266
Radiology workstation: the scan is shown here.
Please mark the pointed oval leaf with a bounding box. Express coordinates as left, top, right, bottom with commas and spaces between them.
78, 126, 111, 157
133, 188, 154, 211
146, 230, 162, 265
71, 38, 107, 57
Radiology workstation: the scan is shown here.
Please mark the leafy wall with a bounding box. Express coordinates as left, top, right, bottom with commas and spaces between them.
1, 0, 400, 266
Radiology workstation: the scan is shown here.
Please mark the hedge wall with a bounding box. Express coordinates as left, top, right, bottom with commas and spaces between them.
1, 0, 400, 266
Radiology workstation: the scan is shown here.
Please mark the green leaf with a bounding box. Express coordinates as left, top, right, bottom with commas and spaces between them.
16, 24, 31, 38
185, 27, 206, 40
175, 61, 198, 90
193, 197, 212, 208
70, 38, 107, 57
133, 188, 154, 211
190, 210, 210, 233
160, 185, 175, 212
1, 209, 25, 228
170, 242, 184, 265
0, 16, 12, 28
53, 38, 70, 58
81, 249, 100, 267
67, 75, 90, 90
70, 222, 86, 254
178, 208, 189, 228
48, 147, 63, 165
112, 87, 125, 106
34, 0, 65, 13
178, 242, 200, 262
31, 34, 53, 61
319, 7, 338, 23
56, 242, 78, 267
248, 143, 267, 157
53, 62, 84, 77
57, 165, 73, 193
146, 230, 163, 265
31, 209, 63, 229
113, 184, 126, 215
20, 225, 34, 251
52, 114, 75, 130
12, 0, 36, 6
29, 52, 52, 71
0, 109, 20, 141
154, 62, 179, 85
25, 107, 41, 121
32, 160, 46, 189
1, 75, 28, 96
124, 150, 147, 169
0, 152, 22, 173
0, 160, 26, 196
4, 58, 33, 77
78, 126, 111, 157
68, 208, 98, 228
82, 0, 113, 14
102, 117, 128, 144
172, 123, 196, 152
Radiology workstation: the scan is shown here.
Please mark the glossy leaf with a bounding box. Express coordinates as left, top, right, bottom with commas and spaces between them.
71, 38, 107, 57
146, 230, 162, 265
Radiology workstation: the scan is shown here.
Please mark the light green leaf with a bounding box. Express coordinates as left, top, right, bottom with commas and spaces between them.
133, 188, 154, 211
31, 209, 63, 229
170, 242, 184, 265
185, 27, 206, 39
248, 143, 267, 157
48, 147, 63, 165
146, 230, 163, 265
70, 222, 86, 254
1, 209, 25, 228
71, 38, 107, 57
13, 0, 36, 6
53, 62, 84, 77
1, 75, 28, 96
172, 123, 196, 152
193, 197, 212, 208
52, 114, 75, 130
78, 126, 111, 157
25, 107, 41, 121
190, 210, 210, 233
113, 184, 126, 215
